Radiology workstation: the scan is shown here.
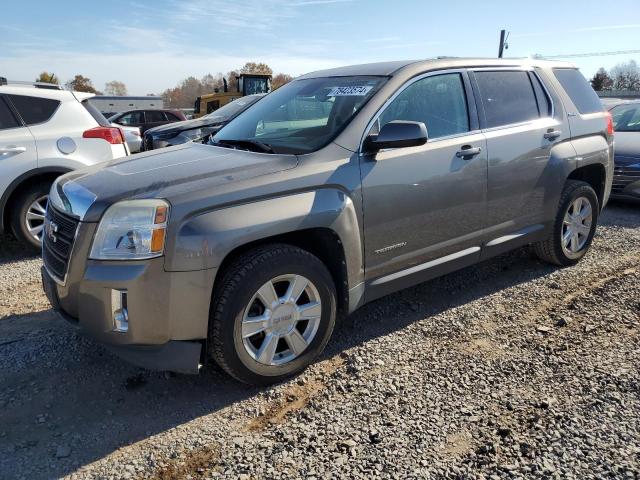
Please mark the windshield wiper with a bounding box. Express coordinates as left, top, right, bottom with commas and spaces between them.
213, 139, 275, 154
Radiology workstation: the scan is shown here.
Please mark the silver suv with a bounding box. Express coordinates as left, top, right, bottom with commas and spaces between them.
41, 58, 613, 384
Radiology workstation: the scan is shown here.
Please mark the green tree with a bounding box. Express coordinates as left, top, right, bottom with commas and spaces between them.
590, 68, 613, 91
104, 80, 127, 96
35, 72, 59, 84
66, 75, 98, 93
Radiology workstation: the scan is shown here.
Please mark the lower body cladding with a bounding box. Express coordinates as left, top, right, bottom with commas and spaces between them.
41, 258, 215, 374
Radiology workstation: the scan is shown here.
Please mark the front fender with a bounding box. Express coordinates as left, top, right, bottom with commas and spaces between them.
165, 188, 364, 290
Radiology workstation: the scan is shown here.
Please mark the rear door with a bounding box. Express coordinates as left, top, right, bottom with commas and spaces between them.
144, 110, 169, 132
469, 68, 564, 250
0, 95, 38, 197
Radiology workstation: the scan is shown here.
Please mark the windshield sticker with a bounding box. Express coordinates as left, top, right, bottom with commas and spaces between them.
328, 86, 373, 96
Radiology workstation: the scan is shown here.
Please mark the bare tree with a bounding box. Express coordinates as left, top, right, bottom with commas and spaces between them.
272, 73, 293, 89
104, 80, 128, 96
610, 60, 640, 91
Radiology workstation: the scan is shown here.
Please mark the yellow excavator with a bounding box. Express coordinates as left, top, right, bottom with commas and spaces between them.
193, 73, 271, 118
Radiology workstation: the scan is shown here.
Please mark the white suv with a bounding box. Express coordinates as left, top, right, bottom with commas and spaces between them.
0, 82, 129, 248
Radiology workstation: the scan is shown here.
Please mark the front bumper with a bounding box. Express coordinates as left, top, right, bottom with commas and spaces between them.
41, 255, 215, 374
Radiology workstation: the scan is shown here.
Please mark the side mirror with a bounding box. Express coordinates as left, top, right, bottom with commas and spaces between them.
364, 120, 428, 152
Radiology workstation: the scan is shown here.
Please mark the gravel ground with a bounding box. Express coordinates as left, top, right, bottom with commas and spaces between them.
1, 203, 639, 479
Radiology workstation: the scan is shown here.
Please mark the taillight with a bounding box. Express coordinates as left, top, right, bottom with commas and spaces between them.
83, 126, 125, 144
605, 111, 614, 136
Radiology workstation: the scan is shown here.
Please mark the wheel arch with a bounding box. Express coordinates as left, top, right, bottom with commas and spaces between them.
567, 163, 606, 211
166, 188, 365, 317
0, 167, 72, 235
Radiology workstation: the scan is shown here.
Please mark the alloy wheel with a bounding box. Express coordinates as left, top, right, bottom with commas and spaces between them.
561, 196, 592, 259
241, 274, 322, 366
25, 195, 48, 243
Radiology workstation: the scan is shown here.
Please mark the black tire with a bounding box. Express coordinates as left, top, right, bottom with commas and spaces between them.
533, 180, 599, 266
209, 244, 337, 385
10, 182, 50, 251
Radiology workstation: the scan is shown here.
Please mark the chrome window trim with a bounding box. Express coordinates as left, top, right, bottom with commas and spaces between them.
359, 68, 475, 153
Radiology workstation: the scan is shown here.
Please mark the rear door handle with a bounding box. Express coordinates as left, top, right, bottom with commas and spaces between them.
456, 146, 482, 158
543, 129, 562, 140
0, 146, 27, 155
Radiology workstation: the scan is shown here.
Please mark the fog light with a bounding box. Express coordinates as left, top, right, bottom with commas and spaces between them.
111, 289, 129, 333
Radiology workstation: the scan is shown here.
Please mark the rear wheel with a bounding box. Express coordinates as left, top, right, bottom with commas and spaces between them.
10, 183, 50, 250
209, 244, 337, 385
533, 180, 599, 266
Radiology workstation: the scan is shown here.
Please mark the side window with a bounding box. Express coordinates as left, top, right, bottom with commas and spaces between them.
378, 73, 470, 139
7, 95, 60, 125
553, 68, 602, 115
146, 110, 166, 122
0, 97, 21, 130
529, 72, 552, 117
118, 111, 144, 125
474, 71, 540, 128
165, 112, 180, 121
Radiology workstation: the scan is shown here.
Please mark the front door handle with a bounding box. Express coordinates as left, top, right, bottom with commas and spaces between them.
456, 145, 482, 158
543, 129, 562, 140
0, 146, 27, 155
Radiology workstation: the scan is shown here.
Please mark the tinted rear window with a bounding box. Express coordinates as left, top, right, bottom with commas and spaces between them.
0, 97, 21, 130
474, 71, 540, 128
82, 100, 110, 126
7, 94, 60, 125
553, 68, 602, 115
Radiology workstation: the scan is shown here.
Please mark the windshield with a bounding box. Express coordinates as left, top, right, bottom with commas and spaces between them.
203, 95, 262, 123
611, 103, 640, 132
213, 76, 387, 154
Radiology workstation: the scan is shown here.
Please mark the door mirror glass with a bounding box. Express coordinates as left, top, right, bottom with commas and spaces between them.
365, 120, 427, 151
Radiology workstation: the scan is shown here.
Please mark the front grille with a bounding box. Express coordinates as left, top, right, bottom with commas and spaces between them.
42, 207, 79, 281
612, 165, 640, 193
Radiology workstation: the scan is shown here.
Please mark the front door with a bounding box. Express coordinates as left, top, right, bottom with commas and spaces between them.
359, 71, 487, 289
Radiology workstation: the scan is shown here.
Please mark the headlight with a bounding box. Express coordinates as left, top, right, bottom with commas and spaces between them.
89, 199, 169, 260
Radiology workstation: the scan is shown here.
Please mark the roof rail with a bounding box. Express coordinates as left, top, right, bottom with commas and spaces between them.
0, 79, 64, 90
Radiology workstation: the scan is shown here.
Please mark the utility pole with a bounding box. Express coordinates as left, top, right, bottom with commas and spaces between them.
498, 29, 506, 58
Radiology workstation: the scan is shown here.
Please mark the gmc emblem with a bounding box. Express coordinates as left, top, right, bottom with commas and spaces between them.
45, 218, 59, 243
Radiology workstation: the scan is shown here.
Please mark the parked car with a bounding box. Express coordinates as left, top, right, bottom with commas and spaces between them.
115, 124, 142, 153
42, 58, 613, 384
0, 83, 128, 248
608, 101, 640, 202
143, 94, 264, 151
108, 109, 186, 134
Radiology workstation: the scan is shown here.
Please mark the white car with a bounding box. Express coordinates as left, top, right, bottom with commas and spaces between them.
0, 82, 129, 248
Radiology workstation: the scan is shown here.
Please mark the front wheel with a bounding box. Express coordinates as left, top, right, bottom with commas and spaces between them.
209, 244, 337, 385
533, 180, 599, 266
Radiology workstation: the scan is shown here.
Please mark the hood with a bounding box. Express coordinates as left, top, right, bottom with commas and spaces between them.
614, 131, 640, 165
145, 116, 225, 136
53, 142, 298, 222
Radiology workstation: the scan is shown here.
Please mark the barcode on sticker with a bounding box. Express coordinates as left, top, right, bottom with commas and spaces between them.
328, 86, 373, 96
